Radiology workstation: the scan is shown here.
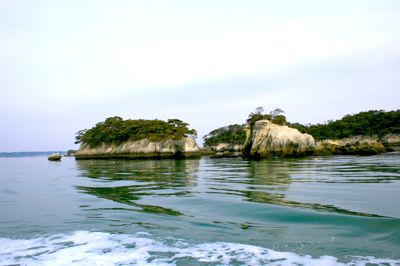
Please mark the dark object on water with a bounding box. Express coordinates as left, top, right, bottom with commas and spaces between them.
48, 153, 62, 161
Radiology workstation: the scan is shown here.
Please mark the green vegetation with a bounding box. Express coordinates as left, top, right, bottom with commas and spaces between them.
75, 116, 197, 148
246, 107, 287, 126
271, 115, 287, 126
203, 124, 246, 147
289, 110, 400, 140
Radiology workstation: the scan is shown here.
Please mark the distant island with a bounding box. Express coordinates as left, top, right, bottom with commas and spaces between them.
74, 109, 400, 160
0, 151, 65, 158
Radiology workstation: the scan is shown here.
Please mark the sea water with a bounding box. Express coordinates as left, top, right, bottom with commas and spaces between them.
0, 153, 399, 265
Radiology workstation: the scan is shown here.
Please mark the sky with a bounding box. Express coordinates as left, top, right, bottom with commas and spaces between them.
1, 0, 399, 152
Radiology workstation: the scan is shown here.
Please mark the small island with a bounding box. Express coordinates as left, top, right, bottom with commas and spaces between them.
48, 153, 62, 161
74, 117, 200, 159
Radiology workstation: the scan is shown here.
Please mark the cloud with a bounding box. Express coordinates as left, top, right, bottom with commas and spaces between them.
0, 0, 399, 151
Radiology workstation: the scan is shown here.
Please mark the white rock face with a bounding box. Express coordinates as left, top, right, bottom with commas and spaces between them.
211, 143, 243, 152
381, 133, 400, 146
244, 120, 315, 158
317, 136, 380, 147
75, 137, 200, 158
315, 136, 386, 155
208, 143, 243, 158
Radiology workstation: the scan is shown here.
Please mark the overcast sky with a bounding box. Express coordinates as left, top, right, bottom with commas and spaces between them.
1, 0, 399, 151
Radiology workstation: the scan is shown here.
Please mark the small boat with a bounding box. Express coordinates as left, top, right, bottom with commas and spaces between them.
48, 153, 62, 161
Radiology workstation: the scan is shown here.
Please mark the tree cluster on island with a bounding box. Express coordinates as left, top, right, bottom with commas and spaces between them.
288, 110, 400, 140
246, 107, 287, 127
203, 124, 246, 147
75, 116, 197, 148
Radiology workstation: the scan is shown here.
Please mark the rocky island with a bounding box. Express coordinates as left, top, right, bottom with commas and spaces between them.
203, 108, 400, 158
74, 117, 200, 159
243, 119, 315, 158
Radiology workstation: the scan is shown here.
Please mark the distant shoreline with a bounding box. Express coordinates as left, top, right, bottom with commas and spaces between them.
0, 151, 65, 158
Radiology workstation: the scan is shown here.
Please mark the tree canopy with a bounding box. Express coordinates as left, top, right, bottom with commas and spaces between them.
246, 107, 287, 126
75, 117, 197, 147
288, 110, 400, 140
203, 124, 246, 147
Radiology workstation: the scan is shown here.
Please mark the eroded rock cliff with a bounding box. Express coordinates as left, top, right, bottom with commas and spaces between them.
75, 137, 200, 159
315, 136, 387, 155
381, 134, 400, 147
243, 120, 315, 158
209, 143, 243, 158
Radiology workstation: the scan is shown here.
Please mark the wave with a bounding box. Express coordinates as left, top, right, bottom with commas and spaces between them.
0, 231, 398, 266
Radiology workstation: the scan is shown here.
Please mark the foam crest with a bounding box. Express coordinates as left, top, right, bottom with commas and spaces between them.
0, 231, 398, 266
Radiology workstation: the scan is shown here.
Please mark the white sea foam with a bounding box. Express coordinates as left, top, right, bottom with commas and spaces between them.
0, 231, 398, 266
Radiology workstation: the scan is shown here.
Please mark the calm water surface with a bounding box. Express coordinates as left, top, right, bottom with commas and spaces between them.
0, 153, 399, 265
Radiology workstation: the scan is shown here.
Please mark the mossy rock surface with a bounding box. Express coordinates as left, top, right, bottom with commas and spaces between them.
48, 154, 62, 161
314, 138, 386, 156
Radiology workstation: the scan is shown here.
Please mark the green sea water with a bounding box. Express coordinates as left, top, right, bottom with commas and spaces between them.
0, 153, 399, 265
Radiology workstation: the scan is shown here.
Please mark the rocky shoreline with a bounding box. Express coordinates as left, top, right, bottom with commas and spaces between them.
75, 137, 201, 160
314, 137, 386, 156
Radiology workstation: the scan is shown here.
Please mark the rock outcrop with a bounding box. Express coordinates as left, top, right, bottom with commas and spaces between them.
75, 137, 201, 159
209, 143, 243, 158
243, 120, 315, 158
48, 153, 62, 161
381, 134, 400, 147
315, 136, 387, 155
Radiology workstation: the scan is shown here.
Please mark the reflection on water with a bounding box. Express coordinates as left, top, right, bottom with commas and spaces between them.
77, 159, 199, 185
75, 154, 400, 219
76, 186, 183, 216
204, 159, 391, 217
76, 159, 200, 216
